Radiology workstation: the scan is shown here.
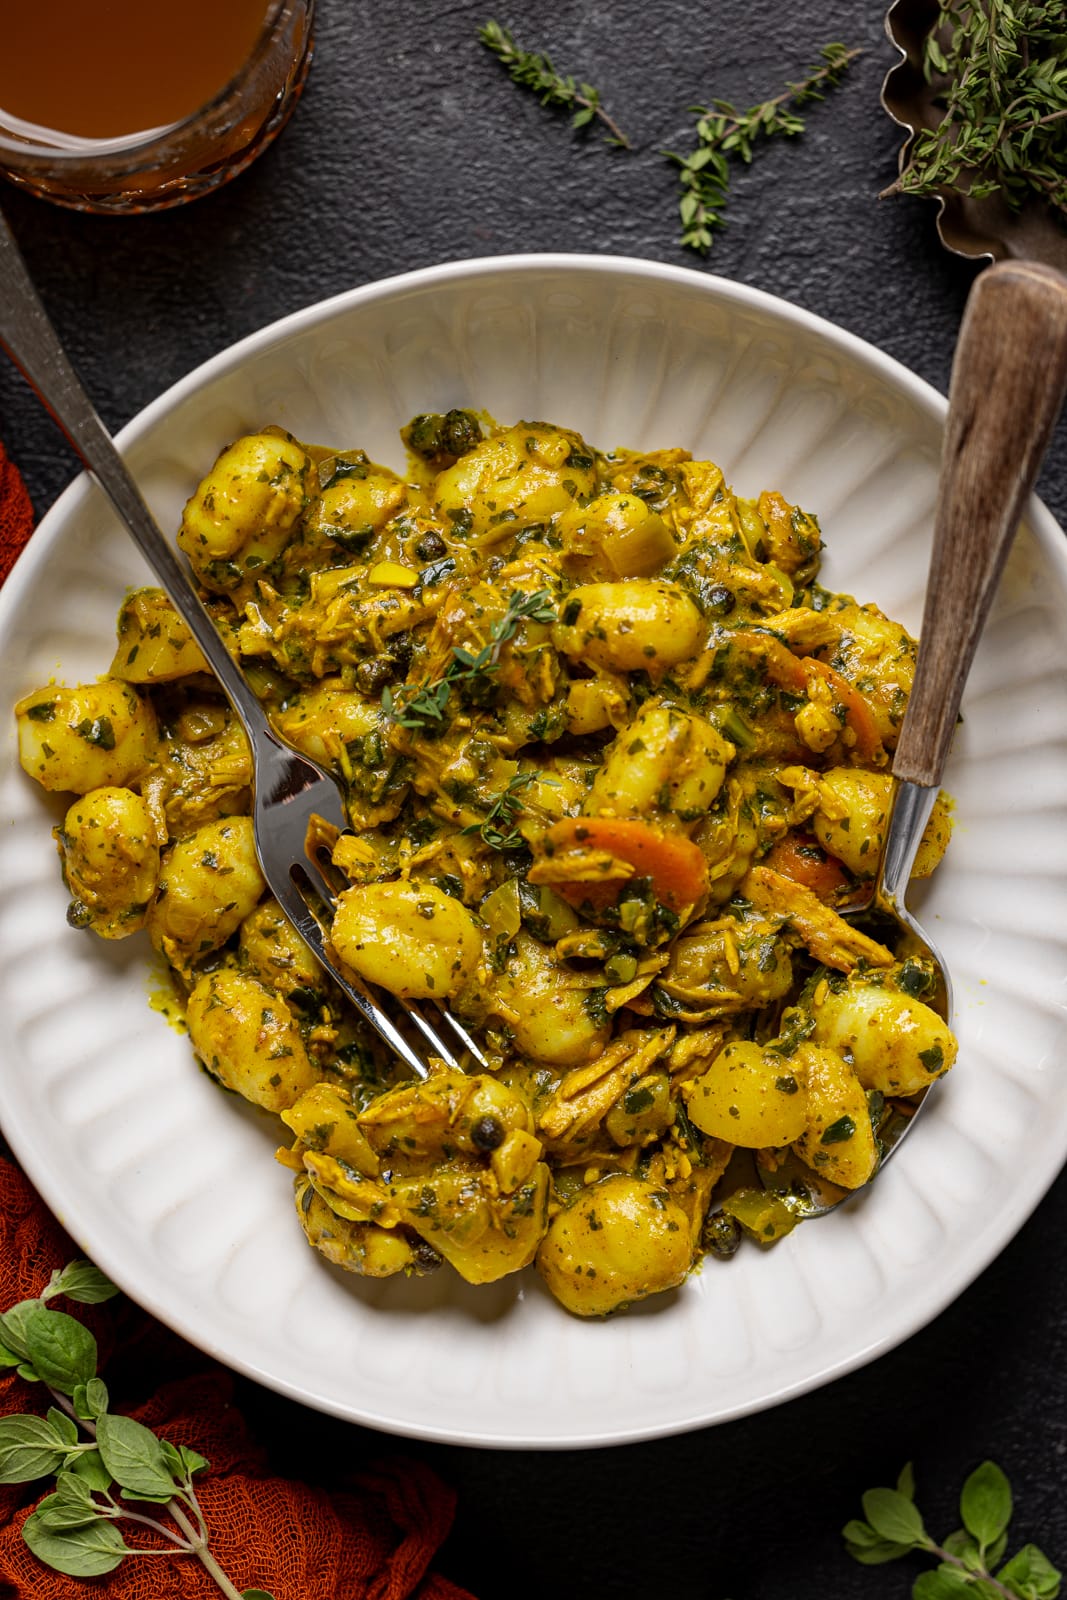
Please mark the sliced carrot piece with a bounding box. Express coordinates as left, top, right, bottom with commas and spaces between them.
730, 631, 808, 693
804, 660, 883, 762
534, 817, 709, 912
762, 831, 849, 900
729, 633, 883, 761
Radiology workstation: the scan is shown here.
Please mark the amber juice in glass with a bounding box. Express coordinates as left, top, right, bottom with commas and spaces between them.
0, 0, 314, 211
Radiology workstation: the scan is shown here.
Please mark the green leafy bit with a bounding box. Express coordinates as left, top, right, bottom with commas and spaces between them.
667, 43, 860, 252
463, 770, 549, 851
0, 1414, 74, 1484
479, 20, 631, 148
961, 1459, 1014, 1552
22, 1307, 97, 1396
0, 1258, 269, 1598
385, 588, 555, 732
844, 1460, 1062, 1599
43, 1260, 120, 1306
887, 0, 1067, 226
74, 716, 116, 750
96, 1413, 180, 1501
22, 1512, 128, 1579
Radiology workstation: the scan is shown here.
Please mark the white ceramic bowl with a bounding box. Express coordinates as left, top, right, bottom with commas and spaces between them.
2, 254, 1066, 1449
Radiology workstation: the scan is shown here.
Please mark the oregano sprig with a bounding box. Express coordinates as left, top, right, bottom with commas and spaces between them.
0, 1262, 273, 1600
667, 43, 861, 252
844, 1460, 1061, 1599
885, 0, 1067, 224
478, 20, 631, 148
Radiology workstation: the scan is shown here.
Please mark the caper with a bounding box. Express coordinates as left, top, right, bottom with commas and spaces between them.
354, 657, 394, 697
471, 1114, 505, 1152
66, 899, 93, 930
705, 585, 736, 614
411, 1238, 444, 1274
414, 529, 446, 561
702, 1210, 743, 1260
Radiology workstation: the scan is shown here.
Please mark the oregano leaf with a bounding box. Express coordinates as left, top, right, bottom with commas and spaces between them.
44, 1261, 119, 1306
986, 1529, 1009, 1570
117, 1486, 174, 1505
0, 1415, 69, 1483
842, 1519, 885, 1548
997, 1542, 1063, 1597
53, 1469, 95, 1509
913, 1571, 972, 1598
46, 1408, 79, 1448
22, 1508, 126, 1577
847, 1536, 916, 1566
861, 1486, 927, 1546
73, 1378, 108, 1422
0, 1300, 43, 1362
178, 1443, 209, 1477
33, 1479, 100, 1531
242, 1590, 277, 1599
961, 1461, 1013, 1550
23, 1307, 97, 1396
96, 1413, 176, 1499
68, 1449, 112, 1492
898, 1461, 917, 1500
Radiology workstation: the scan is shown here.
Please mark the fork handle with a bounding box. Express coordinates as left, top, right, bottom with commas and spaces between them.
893, 259, 1067, 788
0, 208, 267, 744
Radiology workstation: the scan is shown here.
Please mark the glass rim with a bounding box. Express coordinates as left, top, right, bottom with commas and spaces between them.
0, 0, 293, 163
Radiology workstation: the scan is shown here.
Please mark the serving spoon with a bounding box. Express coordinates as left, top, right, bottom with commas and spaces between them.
760, 258, 1067, 1220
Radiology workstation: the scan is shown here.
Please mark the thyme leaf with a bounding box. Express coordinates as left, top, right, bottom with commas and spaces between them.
462, 770, 548, 851
885, 0, 1067, 225
478, 20, 632, 148
384, 588, 555, 733
667, 43, 860, 253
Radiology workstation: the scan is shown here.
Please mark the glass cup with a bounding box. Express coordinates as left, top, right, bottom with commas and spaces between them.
0, 0, 314, 213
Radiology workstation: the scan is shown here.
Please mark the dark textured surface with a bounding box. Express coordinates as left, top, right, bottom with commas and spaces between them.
2, 3, 1066, 1596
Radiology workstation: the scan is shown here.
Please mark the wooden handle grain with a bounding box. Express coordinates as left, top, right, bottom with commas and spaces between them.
893, 259, 1067, 787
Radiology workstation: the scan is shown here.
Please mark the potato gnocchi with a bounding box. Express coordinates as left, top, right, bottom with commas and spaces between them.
15, 411, 957, 1316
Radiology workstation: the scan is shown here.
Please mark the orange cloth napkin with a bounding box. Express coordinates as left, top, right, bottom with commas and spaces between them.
0, 438, 34, 578
0, 447, 474, 1600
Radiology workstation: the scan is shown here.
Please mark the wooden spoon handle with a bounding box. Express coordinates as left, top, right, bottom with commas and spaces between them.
893, 259, 1067, 788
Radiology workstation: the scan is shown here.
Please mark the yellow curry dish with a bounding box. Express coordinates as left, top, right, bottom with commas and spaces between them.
15, 411, 957, 1317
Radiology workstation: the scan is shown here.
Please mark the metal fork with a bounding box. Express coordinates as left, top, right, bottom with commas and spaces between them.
0, 208, 485, 1083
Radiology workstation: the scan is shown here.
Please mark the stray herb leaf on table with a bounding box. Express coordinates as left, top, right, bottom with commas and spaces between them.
478, 19, 631, 148
666, 43, 860, 253
0, 1260, 275, 1599
844, 1460, 1061, 1599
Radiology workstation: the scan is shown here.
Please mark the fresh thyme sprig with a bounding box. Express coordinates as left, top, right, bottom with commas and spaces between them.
383, 588, 556, 734
845, 1460, 1061, 1599
667, 43, 861, 253
478, 20, 632, 149
885, 0, 1067, 224
463, 770, 549, 852
0, 1261, 273, 1598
